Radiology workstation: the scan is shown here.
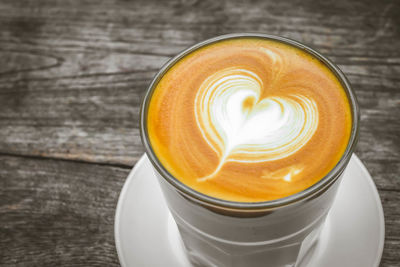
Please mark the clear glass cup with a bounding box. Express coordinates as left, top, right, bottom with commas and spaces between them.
140, 33, 359, 267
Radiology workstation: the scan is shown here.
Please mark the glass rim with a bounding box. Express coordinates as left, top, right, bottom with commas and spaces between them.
140, 33, 360, 210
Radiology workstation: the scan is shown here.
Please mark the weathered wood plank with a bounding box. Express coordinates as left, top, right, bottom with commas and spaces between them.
380, 190, 400, 267
0, 155, 128, 266
0, 71, 153, 166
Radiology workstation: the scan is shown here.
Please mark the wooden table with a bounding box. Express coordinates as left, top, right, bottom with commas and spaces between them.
0, 0, 398, 266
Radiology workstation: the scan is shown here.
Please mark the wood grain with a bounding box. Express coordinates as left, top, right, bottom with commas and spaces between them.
0, 155, 127, 266
0, 0, 399, 266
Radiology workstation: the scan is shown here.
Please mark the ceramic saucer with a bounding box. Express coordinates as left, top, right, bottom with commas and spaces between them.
115, 154, 384, 267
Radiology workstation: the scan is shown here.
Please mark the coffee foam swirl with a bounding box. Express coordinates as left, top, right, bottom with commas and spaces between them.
195, 67, 319, 181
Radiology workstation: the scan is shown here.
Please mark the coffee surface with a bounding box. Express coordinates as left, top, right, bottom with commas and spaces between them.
147, 37, 352, 202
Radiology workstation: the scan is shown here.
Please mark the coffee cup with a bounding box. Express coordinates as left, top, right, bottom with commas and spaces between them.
140, 33, 359, 267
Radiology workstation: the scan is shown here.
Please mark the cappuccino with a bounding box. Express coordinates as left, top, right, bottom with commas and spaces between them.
147, 37, 351, 202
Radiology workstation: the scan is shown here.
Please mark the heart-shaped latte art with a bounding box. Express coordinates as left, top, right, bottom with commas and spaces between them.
195, 67, 319, 181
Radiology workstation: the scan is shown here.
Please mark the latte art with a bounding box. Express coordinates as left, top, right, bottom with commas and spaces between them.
195, 67, 319, 181
147, 37, 352, 202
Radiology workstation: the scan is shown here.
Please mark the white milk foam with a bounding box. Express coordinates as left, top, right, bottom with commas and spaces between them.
194, 52, 319, 181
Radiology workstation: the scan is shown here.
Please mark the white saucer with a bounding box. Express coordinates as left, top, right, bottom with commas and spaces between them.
115, 154, 385, 267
